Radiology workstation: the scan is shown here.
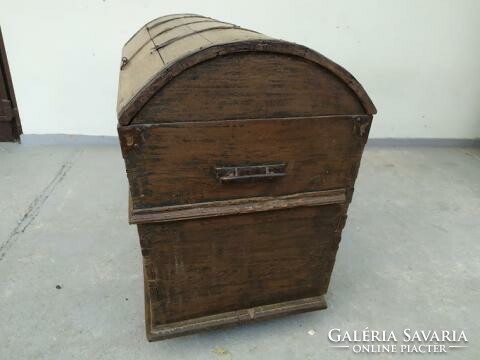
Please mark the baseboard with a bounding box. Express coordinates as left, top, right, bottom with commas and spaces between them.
13, 135, 480, 147
146, 295, 327, 341
20, 134, 119, 145
367, 138, 480, 147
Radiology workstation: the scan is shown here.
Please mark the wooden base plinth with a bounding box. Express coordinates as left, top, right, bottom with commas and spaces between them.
145, 295, 327, 341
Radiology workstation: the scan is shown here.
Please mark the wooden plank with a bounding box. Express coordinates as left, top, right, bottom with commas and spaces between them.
130, 189, 346, 224
119, 115, 369, 211
0, 27, 21, 142
139, 204, 342, 325
133, 52, 366, 124
146, 295, 326, 341
0, 52, 8, 99
0, 122, 14, 141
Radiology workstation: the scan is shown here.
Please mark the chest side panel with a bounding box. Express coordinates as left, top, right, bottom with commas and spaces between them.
132, 52, 366, 124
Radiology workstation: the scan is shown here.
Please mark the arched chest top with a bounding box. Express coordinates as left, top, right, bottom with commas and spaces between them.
117, 13, 376, 126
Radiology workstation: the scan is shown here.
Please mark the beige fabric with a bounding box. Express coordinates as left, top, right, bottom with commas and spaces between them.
117, 38, 162, 113
149, 16, 208, 39
117, 15, 270, 115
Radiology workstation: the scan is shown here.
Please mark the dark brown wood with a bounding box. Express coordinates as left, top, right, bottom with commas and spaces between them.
116, 14, 376, 341
0, 27, 22, 142
131, 53, 367, 124
119, 115, 370, 211
130, 189, 346, 224
147, 295, 327, 341
139, 205, 344, 324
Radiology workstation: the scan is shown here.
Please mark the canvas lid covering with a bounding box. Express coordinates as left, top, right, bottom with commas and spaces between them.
117, 14, 376, 126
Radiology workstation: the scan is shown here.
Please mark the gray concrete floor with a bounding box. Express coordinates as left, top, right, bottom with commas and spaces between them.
0, 143, 479, 360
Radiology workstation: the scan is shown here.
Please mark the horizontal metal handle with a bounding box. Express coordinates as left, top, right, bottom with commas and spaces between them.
215, 163, 286, 184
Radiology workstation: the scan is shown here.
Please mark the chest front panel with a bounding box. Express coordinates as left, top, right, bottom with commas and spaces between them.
119, 115, 370, 213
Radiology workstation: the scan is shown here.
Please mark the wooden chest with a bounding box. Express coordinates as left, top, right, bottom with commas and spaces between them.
116, 14, 376, 341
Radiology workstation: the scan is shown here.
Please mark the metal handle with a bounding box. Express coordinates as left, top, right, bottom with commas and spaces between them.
215, 163, 286, 184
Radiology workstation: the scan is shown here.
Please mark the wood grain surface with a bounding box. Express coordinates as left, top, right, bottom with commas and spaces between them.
119, 115, 370, 211
116, 14, 376, 340
132, 52, 366, 124
0, 27, 22, 142
139, 204, 344, 325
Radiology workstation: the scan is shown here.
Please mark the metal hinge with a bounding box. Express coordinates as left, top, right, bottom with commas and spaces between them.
0, 99, 13, 122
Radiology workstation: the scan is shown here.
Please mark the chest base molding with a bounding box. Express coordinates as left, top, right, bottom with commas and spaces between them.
146, 294, 326, 341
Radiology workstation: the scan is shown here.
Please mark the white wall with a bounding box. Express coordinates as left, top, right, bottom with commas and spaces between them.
1, 0, 479, 138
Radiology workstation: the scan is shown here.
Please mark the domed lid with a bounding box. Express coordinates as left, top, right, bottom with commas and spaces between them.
117, 14, 376, 125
